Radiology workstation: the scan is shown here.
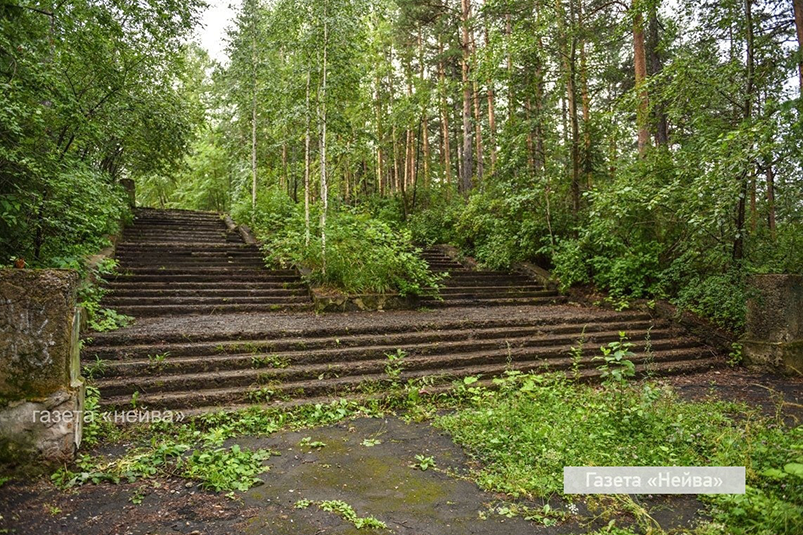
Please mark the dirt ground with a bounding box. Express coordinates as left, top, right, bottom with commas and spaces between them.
1, 367, 800, 535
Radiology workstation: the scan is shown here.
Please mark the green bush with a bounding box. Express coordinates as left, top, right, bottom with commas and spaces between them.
437, 373, 803, 534
2, 165, 129, 267
242, 187, 442, 296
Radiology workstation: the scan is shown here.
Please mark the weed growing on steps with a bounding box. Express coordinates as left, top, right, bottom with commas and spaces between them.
147, 352, 169, 371
82, 357, 108, 380
298, 437, 326, 449
251, 354, 290, 369
384, 348, 407, 381
295, 499, 387, 529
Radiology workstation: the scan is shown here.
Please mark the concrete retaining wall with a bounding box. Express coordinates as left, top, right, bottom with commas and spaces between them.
0, 269, 84, 462
743, 274, 803, 375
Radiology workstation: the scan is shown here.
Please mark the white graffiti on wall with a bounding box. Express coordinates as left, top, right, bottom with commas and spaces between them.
1, 296, 56, 369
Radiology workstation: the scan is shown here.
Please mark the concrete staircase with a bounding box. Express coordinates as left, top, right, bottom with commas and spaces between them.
103, 208, 311, 317
83, 311, 722, 414
82, 208, 723, 414
419, 248, 563, 307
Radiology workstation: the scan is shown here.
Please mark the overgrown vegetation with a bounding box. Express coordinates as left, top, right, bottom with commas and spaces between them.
40, 364, 802, 534
235, 186, 442, 295
438, 372, 803, 535
1, 0, 204, 268
121, 0, 802, 333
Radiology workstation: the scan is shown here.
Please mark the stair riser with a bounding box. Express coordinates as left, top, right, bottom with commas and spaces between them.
105, 290, 307, 298
421, 296, 565, 307
105, 283, 306, 291
104, 297, 310, 306
111, 275, 300, 283
84, 312, 654, 348
85, 321, 666, 360
92, 335, 695, 380
83, 320, 662, 361
98, 350, 713, 410
112, 304, 312, 317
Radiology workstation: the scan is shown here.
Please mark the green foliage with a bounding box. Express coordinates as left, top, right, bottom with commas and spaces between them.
80, 385, 116, 447
182, 445, 272, 492
316, 500, 387, 530
671, 270, 747, 332
413, 454, 436, 471
89, 308, 134, 333
1, 0, 203, 266
244, 187, 442, 296
298, 437, 327, 449
437, 373, 802, 533
594, 333, 636, 385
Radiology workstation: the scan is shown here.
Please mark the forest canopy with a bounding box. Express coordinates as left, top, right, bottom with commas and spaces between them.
3, 0, 803, 331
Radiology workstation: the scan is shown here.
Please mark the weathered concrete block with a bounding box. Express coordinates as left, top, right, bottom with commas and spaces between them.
0, 269, 84, 462
311, 287, 419, 312
743, 274, 803, 375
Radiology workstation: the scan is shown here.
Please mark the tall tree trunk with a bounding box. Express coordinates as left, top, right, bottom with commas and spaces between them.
578, 1, 592, 187
438, 37, 452, 187
483, 0, 497, 173
473, 78, 484, 181
766, 164, 777, 237
734, 0, 755, 263
281, 142, 288, 192
647, 4, 668, 145
250, 26, 258, 210
794, 0, 803, 93
633, 2, 650, 157
505, 13, 515, 125
524, 96, 536, 172
417, 29, 431, 187
460, 0, 474, 194
319, 11, 329, 274
557, 0, 581, 215
405, 57, 414, 190
392, 122, 399, 192
375, 74, 384, 195
304, 70, 311, 246
470, 24, 483, 181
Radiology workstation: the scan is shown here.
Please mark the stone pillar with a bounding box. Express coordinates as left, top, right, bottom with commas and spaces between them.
120, 178, 136, 207
743, 274, 803, 375
0, 269, 84, 462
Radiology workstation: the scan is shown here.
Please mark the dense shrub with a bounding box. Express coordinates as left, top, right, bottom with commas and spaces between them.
239, 187, 441, 296
1, 165, 130, 267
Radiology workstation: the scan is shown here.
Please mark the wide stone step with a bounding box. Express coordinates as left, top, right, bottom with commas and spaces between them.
111, 302, 312, 317
432, 284, 545, 293
89, 327, 686, 378
104, 281, 306, 291
113, 254, 263, 263
91, 321, 665, 362
420, 295, 565, 307
123, 227, 229, 234
118, 267, 294, 276
97, 349, 720, 410
115, 243, 254, 251
83, 313, 657, 355
105, 288, 308, 298
432, 290, 556, 299
111, 273, 300, 283
112, 265, 269, 272
103, 295, 310, 306
114, 254, 265, 261
170, 357, 725, 416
